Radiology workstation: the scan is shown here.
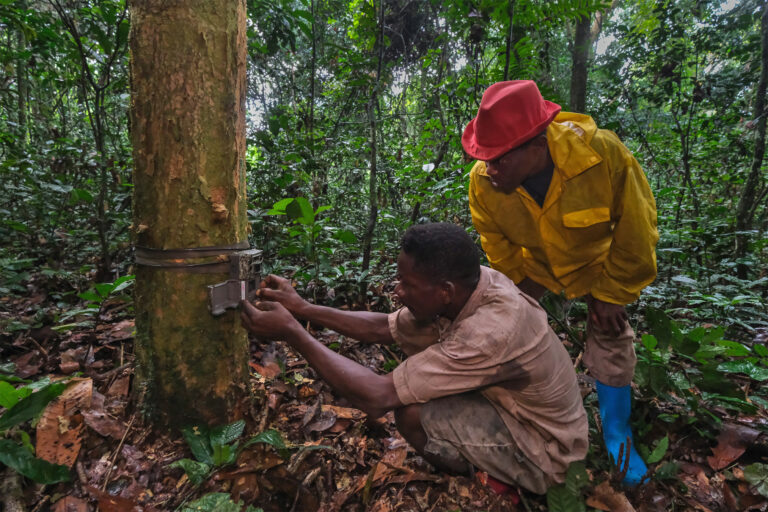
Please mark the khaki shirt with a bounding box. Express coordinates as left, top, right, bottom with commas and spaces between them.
389, 266, 588, 477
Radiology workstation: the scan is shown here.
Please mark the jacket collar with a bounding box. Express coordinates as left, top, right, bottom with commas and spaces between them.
546, 114, 603, 180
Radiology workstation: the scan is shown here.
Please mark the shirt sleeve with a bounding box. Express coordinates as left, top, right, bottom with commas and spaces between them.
590, 133, 659, 304
387, 308, 441, 356
469, 163, 527, 284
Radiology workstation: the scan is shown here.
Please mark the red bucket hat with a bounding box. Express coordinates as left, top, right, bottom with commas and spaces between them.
462, 80, 561, 161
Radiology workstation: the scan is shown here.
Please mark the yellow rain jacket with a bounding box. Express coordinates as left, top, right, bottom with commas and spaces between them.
469, 112, 658, 305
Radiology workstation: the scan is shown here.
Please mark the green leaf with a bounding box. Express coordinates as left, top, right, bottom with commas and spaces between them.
0, 381, 21, 409
0, 363, 15, 374
209, 419, 245, 447
77, 291, 102, 303
641, 334, 658, 351
111, 275, 135, 293
180, 493, 243, 512
564, 461, 590, 494
546, 482, 585, 512
268, 198, 293, 215
242, 429, 290, 459
95, 282, 114, 298
745, 463, 768, 498
285, 197, 315, 225
0, 382, 67, 431
168, 458, 211, 486
0, 439, 70, 484
717, 361, 768, 381
646, 436, 669, 464
182, 426, 214, 465
212, 443, 236, 466
333, 229, 357, 244
645, 307, 682, 351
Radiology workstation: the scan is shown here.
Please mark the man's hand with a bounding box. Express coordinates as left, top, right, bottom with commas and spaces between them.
240, 300, 303, 341
517, 277, 548, 301
587, 295, 628, 337
257, 275, 308, 316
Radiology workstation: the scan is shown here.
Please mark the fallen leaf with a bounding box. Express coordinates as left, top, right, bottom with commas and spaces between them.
82, 409, 126, 439
249, 361, 282, 378
12, 350, 43, 378
304, 409, 337, 433
36, 378, 93, 468
586, 481, 636, 512
707, 423, 761, 471
53, 496, 89, 512
109, 319, 135, 341
107, 375, 130, 398
86, 486, 139, 512
321, 404, 366, 420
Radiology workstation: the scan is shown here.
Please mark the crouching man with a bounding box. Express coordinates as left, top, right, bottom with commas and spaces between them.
240, 223, 587, 494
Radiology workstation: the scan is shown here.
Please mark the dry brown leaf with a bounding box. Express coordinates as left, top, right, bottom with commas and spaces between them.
304, 409, 337, 433
249, 361, 282, 378
679, 462, 721, 511
12, 350, 43, 378
586, 481, 636, 512
82, 409, 126, 439
36, 378, 93, 468
706, 423, 761, 471
321, 404, 366, 420
109, 319, 135, 341
53, 496, 89, 512
107, 375, 130, 398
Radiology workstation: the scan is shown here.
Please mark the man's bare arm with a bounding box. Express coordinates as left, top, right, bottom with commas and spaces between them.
257, 275, 393, 344
241, 300, 402, 418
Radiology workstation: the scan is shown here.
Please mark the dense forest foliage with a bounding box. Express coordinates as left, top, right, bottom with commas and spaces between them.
1, 0, 768, 511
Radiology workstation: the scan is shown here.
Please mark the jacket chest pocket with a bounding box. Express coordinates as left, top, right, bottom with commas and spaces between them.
562, 207, 610, 228
560, 207, 612, 246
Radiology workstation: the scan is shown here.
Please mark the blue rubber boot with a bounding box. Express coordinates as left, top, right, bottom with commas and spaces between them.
595, 382, 648, 485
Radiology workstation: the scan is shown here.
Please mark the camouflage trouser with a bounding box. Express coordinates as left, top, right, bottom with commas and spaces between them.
420, 392, 556, 495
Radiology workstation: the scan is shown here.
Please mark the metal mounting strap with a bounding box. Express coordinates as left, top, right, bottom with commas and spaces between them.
134, 242, 250, 273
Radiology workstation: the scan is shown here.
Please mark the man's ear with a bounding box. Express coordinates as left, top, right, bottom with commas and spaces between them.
441, 281, 456, 304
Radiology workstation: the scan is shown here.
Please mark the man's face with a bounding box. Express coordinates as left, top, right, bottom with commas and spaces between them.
484, 135, 548, 194
394, 251, 445, 323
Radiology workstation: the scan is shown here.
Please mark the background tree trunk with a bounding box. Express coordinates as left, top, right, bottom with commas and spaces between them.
569, 13, 590, 112
129, 0, 250, 428
734, 0, 768, 278
569, 1, 617, 112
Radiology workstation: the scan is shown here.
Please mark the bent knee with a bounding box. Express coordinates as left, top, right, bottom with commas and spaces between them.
394, 403, 422, 430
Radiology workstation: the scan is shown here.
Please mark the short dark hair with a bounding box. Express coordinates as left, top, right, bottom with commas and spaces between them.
400, 223, 481, 288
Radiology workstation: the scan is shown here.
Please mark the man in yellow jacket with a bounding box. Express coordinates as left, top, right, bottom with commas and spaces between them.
464, 80, 658, 485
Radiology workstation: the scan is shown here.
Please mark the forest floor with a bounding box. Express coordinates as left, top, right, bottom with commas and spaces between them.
2, 275, 768, 512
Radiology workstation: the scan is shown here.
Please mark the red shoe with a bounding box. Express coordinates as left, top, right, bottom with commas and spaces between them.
476, 471, 521, 504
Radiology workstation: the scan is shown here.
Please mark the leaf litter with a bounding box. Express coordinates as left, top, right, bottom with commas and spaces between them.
1, 288, 768, 511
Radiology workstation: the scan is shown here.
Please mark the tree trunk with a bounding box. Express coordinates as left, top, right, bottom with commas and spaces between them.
735, 0, 768, 278
129, 0, 250, 428
361, 0, 385, 273
569, 14, 590, 112
569, 1, 618, 112
502, 1, 515, 81
15, 2, 28, 143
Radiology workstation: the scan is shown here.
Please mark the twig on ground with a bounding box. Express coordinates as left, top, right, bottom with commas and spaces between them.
101, 413, 135, 491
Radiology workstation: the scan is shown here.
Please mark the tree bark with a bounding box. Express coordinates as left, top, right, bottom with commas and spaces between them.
361, 0, 385, 273
735, 0, 768, 278
569, 2, 618, 112
569, 13, 590, 112
502, 1, 515, 81
129, 0, 250, 428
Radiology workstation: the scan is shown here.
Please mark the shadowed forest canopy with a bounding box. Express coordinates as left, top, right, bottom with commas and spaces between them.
1, 0, 768, 511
